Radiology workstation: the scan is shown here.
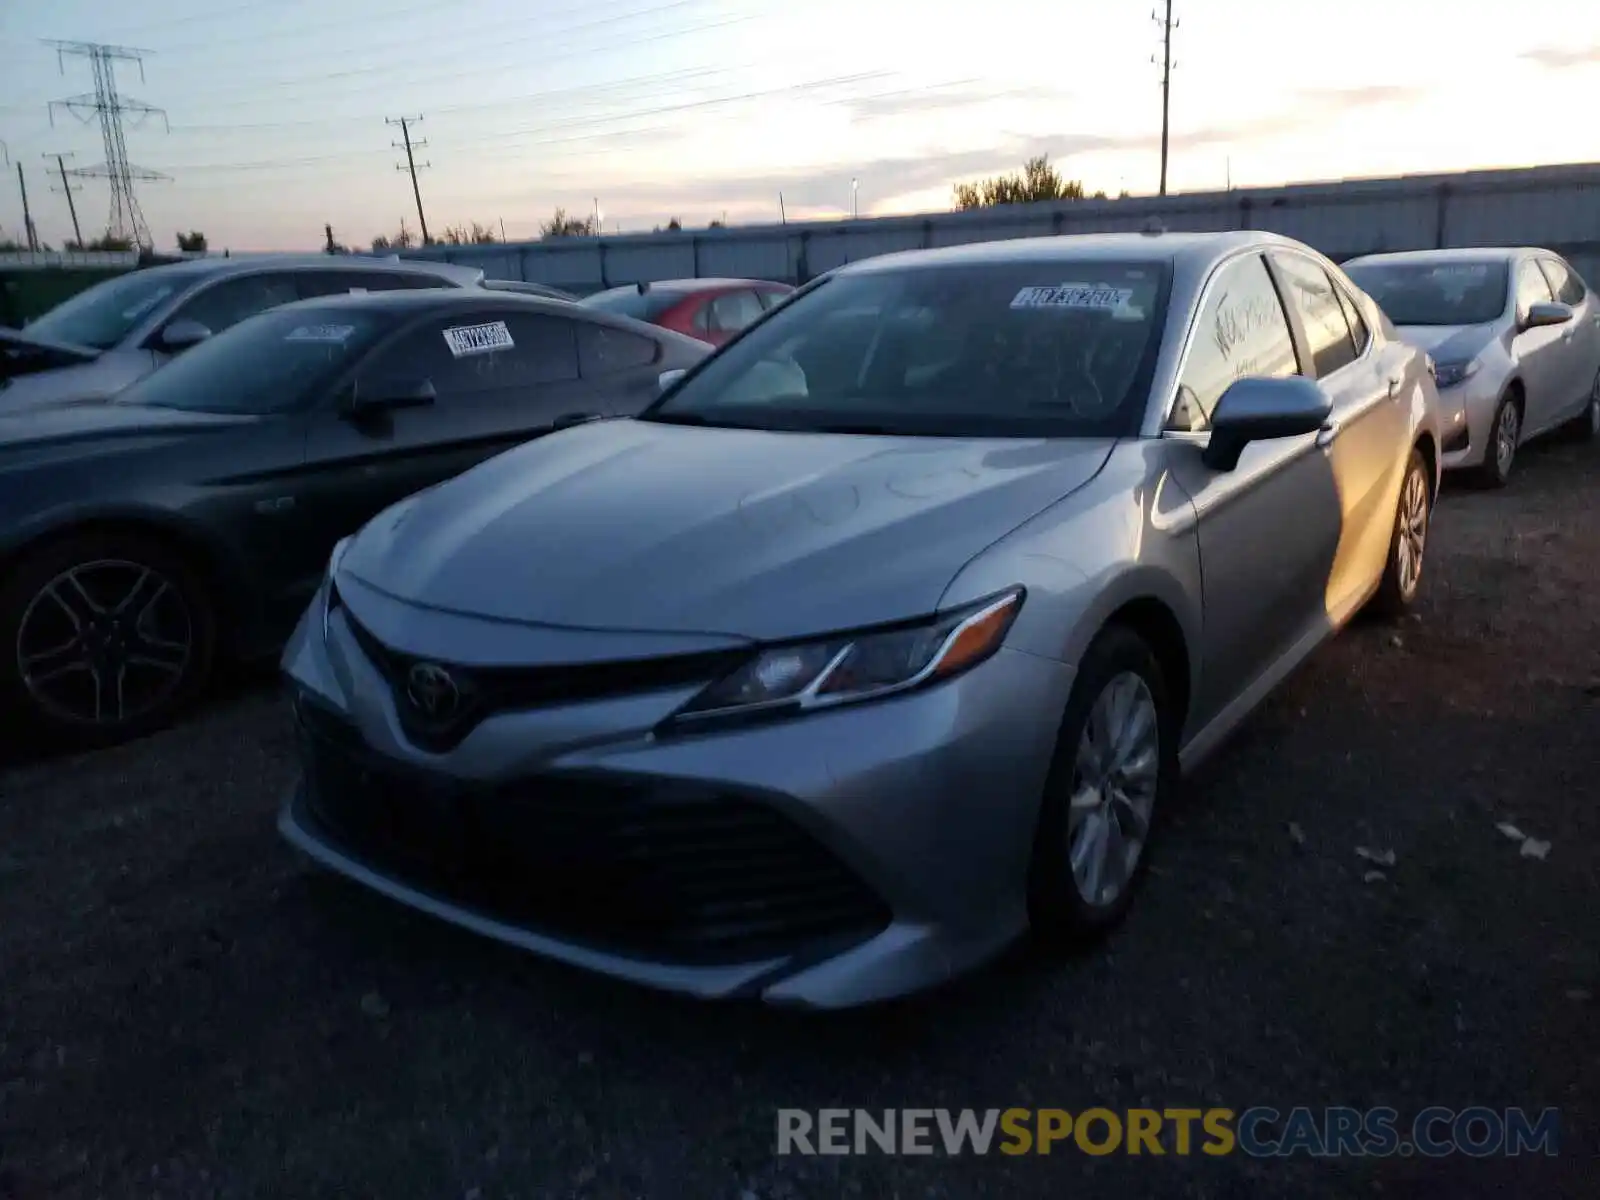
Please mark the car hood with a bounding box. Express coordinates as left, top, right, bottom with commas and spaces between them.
1394, 323, 1501, 363
341, 417, 1114, 641
0, 401, 256, 452
0, 324, 101, 362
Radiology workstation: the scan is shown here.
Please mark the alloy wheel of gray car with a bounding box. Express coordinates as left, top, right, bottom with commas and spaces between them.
1481, 396, 1521, 487
1066, 671, 1161, 908
0, 534, 217, 746
1570, 374, 1600, 443
16, 560, 194, 726
1370, 446, 1432, 618
1028, 625, 1175, 940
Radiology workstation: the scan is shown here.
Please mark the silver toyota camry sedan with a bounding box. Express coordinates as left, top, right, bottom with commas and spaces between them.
279, 231, 1443, 1009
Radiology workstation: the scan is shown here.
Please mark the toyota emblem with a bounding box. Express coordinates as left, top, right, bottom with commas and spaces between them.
405, 661, 461, 720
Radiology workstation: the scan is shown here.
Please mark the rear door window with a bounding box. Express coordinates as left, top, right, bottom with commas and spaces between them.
1271, 252, 1358, 377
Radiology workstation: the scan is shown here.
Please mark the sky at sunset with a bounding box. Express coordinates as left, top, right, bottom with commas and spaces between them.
3, 0, 1599, 252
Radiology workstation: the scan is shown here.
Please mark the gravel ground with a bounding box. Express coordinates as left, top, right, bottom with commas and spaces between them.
2, 439, 1597, 1200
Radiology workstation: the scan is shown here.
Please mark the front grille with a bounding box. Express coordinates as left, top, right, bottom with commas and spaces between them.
294, 704, 891, 966
342, 611, 746, 752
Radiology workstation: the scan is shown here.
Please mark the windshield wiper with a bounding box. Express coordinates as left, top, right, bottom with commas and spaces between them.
806, 421, 901, 435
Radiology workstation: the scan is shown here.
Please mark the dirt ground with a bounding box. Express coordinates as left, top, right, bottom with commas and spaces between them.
2, 439, 1596, 1200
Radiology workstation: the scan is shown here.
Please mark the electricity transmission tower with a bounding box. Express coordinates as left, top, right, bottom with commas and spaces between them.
1152, 3, 1179, 196
387, 116, 432, 245
47, 40, 170, 248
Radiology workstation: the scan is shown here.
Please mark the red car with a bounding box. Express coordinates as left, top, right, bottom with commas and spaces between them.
579, 277, 794, 346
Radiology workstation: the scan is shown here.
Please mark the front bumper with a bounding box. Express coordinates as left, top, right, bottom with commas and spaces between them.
277, 586, 1075, 1009
1435, 371, 1505, 470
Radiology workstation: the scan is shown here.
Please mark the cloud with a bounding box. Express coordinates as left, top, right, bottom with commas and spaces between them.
1521, 44, 1600, 69
538, 82, 1426, 226
845, 82, 1074, 123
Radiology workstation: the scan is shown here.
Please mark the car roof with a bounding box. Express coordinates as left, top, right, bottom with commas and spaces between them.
266, 288, 710, 353
1344, 247, 1551, 267
598, 277, 790, 297
122, 254, 483, 285
270, 290, 578, 315
833, 231, 1304, 277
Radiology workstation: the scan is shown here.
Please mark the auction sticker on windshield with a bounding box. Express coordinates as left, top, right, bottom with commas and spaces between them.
1429, 265, 1491, 277
443, 321, 515, 357
1011, 283, 1135, 311
285, 324, 357, 343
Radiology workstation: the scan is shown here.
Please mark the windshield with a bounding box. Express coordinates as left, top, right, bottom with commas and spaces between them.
580, 287, 680, 321
114, 305, 396, 414
643, 261, 1171, 437
1344, 260, 1509, 326
24, 270, 187, 351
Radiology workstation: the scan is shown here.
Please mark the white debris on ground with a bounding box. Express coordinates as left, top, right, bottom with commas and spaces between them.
1495, 821, 1551, 860
1355, 846, 1397, 867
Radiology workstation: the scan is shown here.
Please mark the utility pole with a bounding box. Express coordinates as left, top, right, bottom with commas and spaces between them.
15, 163, 39, 251
1152, 3, 1178, 197
387, 116, 431, 245
47, 40, 170, 247
47, 152, 84, 247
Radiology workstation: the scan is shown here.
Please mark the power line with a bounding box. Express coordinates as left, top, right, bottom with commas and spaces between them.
189, 12, 753, 115
1152, 2, 1179, 196
46, 40, 171, 247
155, 0, 726, 103
388, 116, 431, 245
160, 72, 891, 175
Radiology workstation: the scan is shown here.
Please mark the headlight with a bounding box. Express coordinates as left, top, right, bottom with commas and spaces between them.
668, 587, 1024, 726
1432, 358, 1480, 389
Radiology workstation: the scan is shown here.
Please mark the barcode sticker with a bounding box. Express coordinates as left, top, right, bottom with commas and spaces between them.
443, 320, 515, 357
285, 324, 356, 343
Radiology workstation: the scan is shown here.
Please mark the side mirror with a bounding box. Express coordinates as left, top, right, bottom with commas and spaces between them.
1201, 376, 1332, 472
159, 318, 213, 352
342, 376, 437, 417
1521, 301, 1573, 331
658, 368, 688, 392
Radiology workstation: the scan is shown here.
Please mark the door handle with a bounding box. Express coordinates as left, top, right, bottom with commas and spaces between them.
1387, 374, 1403, 397
1316, 421, 1340, 448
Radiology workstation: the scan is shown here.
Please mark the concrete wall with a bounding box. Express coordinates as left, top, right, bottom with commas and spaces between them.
402, 162, 1600, 295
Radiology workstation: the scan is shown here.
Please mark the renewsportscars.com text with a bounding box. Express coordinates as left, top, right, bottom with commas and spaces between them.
776, 1107, 1560, 1158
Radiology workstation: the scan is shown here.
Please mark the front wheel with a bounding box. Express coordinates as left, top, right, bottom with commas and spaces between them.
1027, 625, 1178, 942
1369, 447, 1432, 619
1565, 373, 1600, 443
0, 532, 217, 749
1473, 393, 1521, 487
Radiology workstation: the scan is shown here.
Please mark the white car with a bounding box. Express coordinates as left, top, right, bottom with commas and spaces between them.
1344, 248, 1600, 485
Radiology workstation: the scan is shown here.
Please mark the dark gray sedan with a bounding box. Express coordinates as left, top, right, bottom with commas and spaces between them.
0, 289, 709, 748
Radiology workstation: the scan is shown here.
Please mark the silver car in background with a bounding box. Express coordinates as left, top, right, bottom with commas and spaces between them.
280, 231, 1441, 1008
0, 254, 485, 414
1344, 248, 1600, 485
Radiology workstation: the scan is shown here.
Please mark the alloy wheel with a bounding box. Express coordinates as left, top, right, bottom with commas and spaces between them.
1495, 401, 1520, 477
15, 559, 194, 726
1395, 463, 1430, 600
1066, 671, 1160, 908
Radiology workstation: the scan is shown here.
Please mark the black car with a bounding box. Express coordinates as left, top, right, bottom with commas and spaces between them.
0, 289, 710, 748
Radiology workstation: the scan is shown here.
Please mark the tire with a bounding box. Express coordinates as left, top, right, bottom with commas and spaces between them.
1027, 625, 1179, 943
1369, 447, 1432, 619
1472, 390, 1521, 488
0, 531, 217, 750
1564, 373, 1600, 443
